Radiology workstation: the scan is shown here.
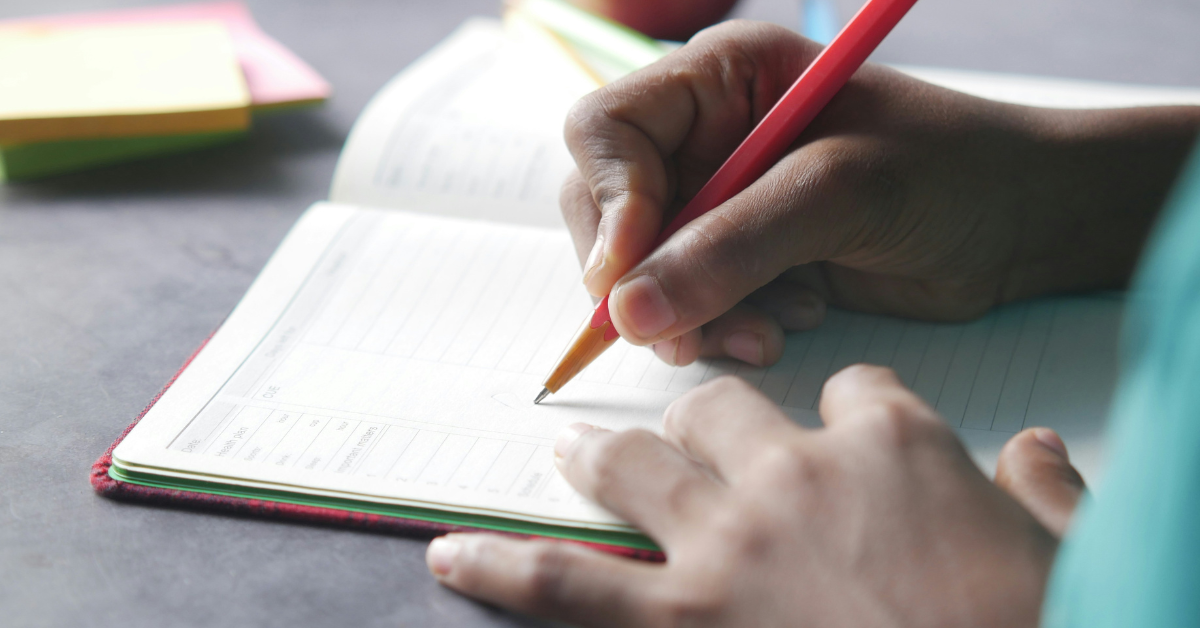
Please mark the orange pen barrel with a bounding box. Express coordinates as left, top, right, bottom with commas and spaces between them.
540, 297, 621, 396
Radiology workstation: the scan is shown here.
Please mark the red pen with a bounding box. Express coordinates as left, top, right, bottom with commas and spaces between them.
536, 0, 919, 403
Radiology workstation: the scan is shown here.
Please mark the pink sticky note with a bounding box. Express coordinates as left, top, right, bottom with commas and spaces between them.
1, 2, 331, 108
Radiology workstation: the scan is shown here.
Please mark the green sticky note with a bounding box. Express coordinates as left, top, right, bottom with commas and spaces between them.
0, 130, 245, 182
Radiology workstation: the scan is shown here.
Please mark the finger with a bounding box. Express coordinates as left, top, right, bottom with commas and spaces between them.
696, 303, 785, 367
566, 81, 679, 296
427, 533, 661, 628
650, 288, 821, 367
564, 22, 820, 298
652, 328, 702, 366
607, 135, 877, 345
555, 424, 722, 543
818, 364, 940, 429
660, 375, 799, 482
786, 262, 998, 323
746, 279, 827, 331
994, 428, 1086, 537
560, 169, 602, 267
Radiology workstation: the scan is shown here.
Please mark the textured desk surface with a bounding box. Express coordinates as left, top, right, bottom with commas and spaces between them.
2, 1, 1198, 626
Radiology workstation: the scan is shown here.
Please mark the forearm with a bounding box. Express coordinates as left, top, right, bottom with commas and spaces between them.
1004, 105, 1200, 300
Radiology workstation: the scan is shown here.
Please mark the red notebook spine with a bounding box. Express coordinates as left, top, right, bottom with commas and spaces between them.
91, 333, 663, 562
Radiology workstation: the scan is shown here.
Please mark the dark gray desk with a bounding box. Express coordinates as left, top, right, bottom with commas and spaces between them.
2, 1, 1197, 626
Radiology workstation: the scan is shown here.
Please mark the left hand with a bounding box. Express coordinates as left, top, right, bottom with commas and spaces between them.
424, 366, 1080, 627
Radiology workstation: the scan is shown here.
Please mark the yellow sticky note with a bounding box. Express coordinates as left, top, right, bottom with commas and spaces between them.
0, 21, 250, 144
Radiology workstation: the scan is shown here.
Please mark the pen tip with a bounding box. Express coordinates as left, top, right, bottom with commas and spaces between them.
533, 388, 551, 404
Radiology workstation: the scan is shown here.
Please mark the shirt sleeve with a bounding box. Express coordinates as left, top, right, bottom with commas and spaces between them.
1043, 145, 1200, 627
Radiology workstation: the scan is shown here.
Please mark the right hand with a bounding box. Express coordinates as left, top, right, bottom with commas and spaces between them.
561, 20, 1199, 367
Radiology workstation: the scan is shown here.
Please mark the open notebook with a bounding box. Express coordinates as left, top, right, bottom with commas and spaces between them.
101, 15, 1200, 549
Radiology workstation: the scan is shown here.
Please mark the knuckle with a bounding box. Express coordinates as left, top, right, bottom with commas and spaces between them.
775, 142, 901, 260
823, 363, 893, 398
688, 18, 752, 42
581, 429, 649, 488
688, 19, 794, 53
658, 473, 708, 517
682, 21, 813, 106
520, 543, 570, 608
557, 170, 589, 209
860, 398, 913, 427
448, 538, 486, 590
591, 175, 631, 216
453, 536, 552, 595
564, 91, 609, 141
650, 579, 729, 628
658, 593, 724, 628
673, 212, 763, 287
751, 441, 817, 487
661, 396, 688, 437
697, 373, 752, 397
809, 140, 871, 179
794, 142, 909, 252
856, 399, 941, 450
664, 375, 747, 432
564, 97, 635, 184
559, 172, 597, 223
708, 505, 770, 558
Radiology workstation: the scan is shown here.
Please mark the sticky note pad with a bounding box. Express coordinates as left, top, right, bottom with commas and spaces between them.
0, 2, 332, 110
0, 21, 251, 145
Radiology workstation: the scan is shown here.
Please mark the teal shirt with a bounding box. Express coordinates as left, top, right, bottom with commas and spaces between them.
1044, 146, 1200, 625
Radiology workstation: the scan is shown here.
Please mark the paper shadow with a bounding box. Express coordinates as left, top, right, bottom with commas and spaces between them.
534, 396, 665, 419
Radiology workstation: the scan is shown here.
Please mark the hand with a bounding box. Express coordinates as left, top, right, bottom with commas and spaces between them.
562, 20, 1199, 367
995, 426, 1086, 537
425, 366, 1085, 627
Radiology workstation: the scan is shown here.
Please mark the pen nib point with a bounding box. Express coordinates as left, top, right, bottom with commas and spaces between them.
533, 388, 551, 405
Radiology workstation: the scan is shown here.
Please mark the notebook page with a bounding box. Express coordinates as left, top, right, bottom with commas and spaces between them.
114, 203, 1118, 530
329, 18, 597, 229
115, 203, 673, 530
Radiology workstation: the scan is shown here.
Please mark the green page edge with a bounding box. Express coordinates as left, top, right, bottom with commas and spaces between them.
108, 463, 658, 551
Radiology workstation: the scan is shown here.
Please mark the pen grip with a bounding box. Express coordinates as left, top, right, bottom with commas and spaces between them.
654, 0, 918, 248
594, 0, 917, 329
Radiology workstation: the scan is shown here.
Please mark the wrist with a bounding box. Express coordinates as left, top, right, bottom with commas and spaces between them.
1000, 105, 1200, 301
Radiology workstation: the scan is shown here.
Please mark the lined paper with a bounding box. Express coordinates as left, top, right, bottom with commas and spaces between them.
330, 19, 596, 229
155, 204, 1118, 523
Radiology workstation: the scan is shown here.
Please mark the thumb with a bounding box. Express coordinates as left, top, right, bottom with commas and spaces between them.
608, 138, 863, 344
994, 428, 1086, 537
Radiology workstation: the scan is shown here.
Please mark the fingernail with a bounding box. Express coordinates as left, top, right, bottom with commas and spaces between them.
427, 536, 460, 577
777, 296, 826, 330
1033, 428, 1069, 459
653, 339, 678, 365
582, 235, 606, 287
724, 331, 764, 366
555, 422, 596, 458
614, 275, 676, 340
